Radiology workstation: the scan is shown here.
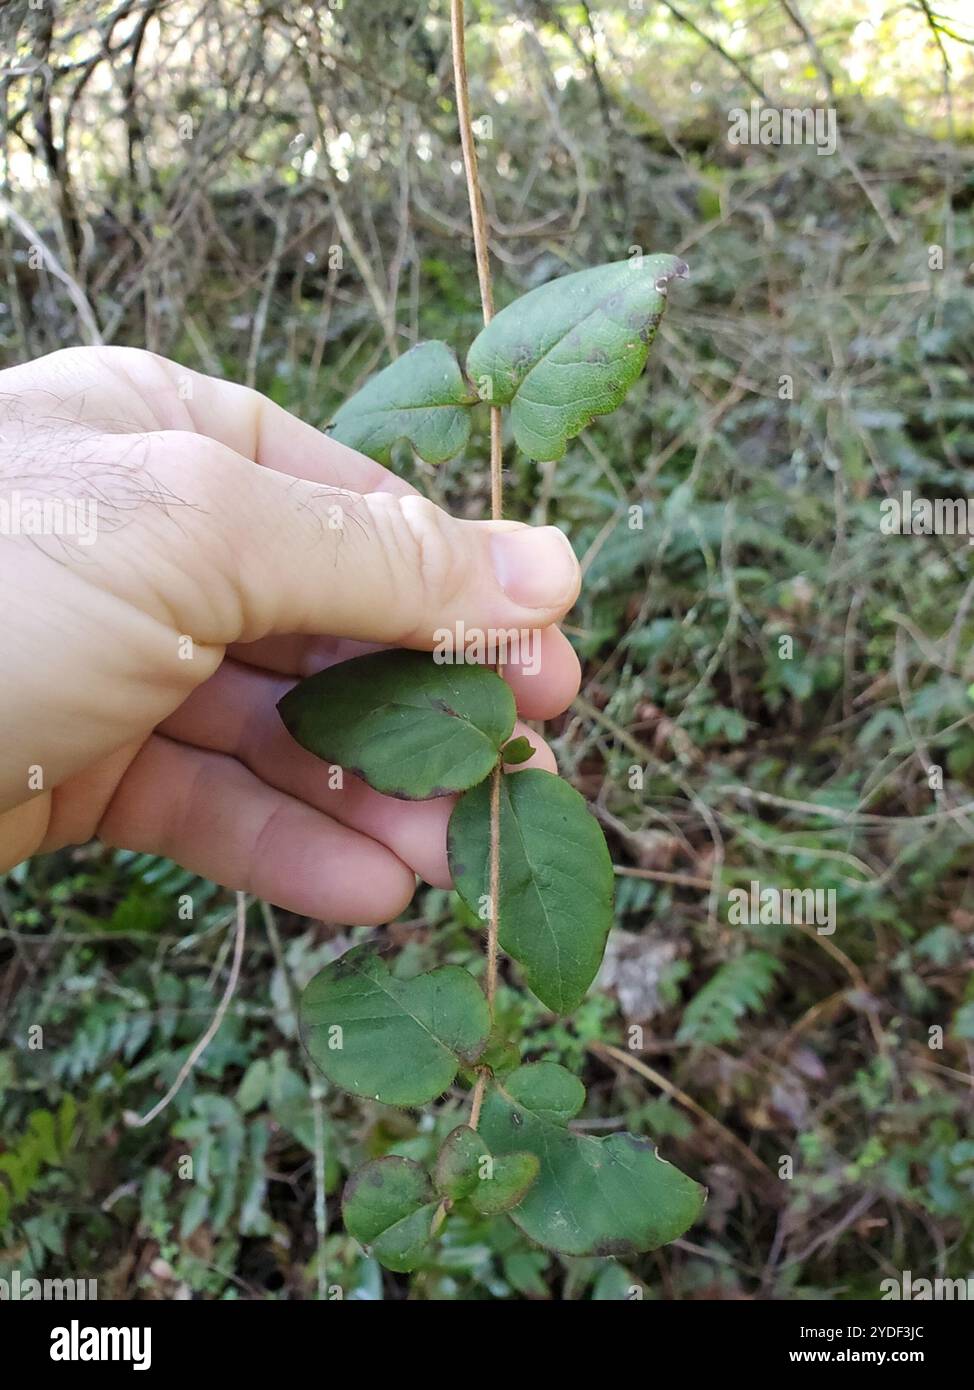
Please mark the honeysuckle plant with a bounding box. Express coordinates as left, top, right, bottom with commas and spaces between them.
275, 251, 708, 1271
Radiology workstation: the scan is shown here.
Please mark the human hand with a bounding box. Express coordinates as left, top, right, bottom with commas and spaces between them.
0, 347, 581, 921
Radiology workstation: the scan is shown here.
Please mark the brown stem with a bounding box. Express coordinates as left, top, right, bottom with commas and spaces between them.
485, 762, 501, 1011
468, 1070, 487, 1131
450, 0, 503, 1131
449, 0, 494, 325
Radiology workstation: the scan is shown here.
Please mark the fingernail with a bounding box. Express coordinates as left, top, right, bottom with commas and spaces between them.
490, 526, 579, 609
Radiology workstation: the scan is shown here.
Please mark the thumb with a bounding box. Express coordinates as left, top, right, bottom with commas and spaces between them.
113, 432, 581, 648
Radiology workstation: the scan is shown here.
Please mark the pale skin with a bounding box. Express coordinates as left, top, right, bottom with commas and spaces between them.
0, 347, 582, 923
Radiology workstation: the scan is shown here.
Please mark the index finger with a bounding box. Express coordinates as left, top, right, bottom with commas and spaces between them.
109, 346, 421, 497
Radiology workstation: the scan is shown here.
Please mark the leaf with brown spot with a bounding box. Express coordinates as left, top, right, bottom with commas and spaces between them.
479, 1063, 705, 1256
300, 945, 490, 1107
278, 649, 516, 800
342, 1157, 437, 1272
466, 255, 688, 461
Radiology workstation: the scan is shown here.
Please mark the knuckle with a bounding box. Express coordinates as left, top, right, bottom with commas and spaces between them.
125, 432, 253, 640
393, 493, 467, 614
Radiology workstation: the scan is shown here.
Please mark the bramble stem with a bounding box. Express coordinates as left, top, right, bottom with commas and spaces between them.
450, 0, 494, 327
450, 0, 503, 1128
468, 1070, 487, 1131
485, 761, 501, 1010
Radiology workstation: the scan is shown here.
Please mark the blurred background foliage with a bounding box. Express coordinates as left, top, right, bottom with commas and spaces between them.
2, 0, 974, 1299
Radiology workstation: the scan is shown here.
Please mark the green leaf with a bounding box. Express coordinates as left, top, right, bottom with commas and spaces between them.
676, 951, 782, 1047
343, 1157, 437, 1272
494, 1059, 584, 1122
468, 1151, 540, 1216
0, 1153, 28, 1203
236, 1058, 270, 1113
278, 649, 516, 800
300, 944, 490, 1107
501, 735, 535, 765
502, 1250, 550, 1298
475, 1033, 521, 1078
180, 1186, 210, 1240
56, 1095, 77, 1157
448, 769, 614, 1013
480, 1063, 705, 1257
434, 1126, 484, 1200
433, 1126, 538, 1214
267, 1058, 316, 1149
466, 255, 687, 461
27, 1110, 58, 1164
592, 1263, 641, 1300
326, 341, 476, 465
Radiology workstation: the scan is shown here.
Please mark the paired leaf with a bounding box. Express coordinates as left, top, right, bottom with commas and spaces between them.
448, 769, 614, 1013
501, 735, 535, 766
326, 340, 476, 465
469, 1152, 539, 1216
466, 254, 688, 461
434, 1125, 484, 1201
480, 1064, 706, 1256
278, 649, 516, 799
300, 944, 490, 1107
344, 1124, 541, 1274
311, 263, 692, 1268
471, 1032, 521, 1078
497, 1060, 584, 1122
434, 1125, 538, 1215
343, 1157, 437, 1272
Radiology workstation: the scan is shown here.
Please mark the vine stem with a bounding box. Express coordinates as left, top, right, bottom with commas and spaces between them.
261, 900, 328, 1298
127, 892, 247, 1129
449, 0, 494, 327
450, 0, 502, 1129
